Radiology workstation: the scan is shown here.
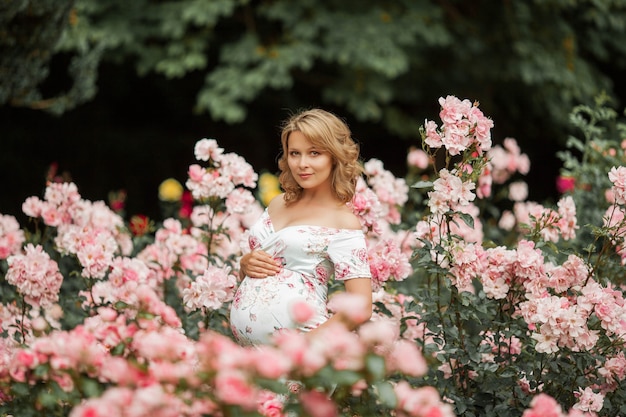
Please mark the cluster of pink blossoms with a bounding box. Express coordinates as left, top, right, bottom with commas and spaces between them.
598, 351, 626, 392
603, 204, 626, 264
186, 138, 258, 200
603, 167, 626, 263
352, 177, 386, 234
406, 147, 431, 170
608, 166, 626, 204
6, 244, 63, 309
522, 393, 598, 417
22, 182, 133, 279
9, 325, 106, 392
182, 265, 237, 311
225, 187, 257, 215
423, 95, 494, 156
63, 315, 449, 417
446, 234, 626, 383
362, 158, 409, 225
427, 168, 476, 215
349, 169, 414, 291
367, 239, 412, 291
394, 382, 455, 417
487, 137, 531, 184
499, 195, 579, 242
70, 385, 199, 417
22, 181, 81, 226
370, 291, 426, 342
515, 254, 626, 361
418, 96, 494, 229
416, 201, 483, 243
0, 214, 24, 260
189, 198, 264, 267
80, 257, 163, 317
7, 306, 197, 414
446, 241, 484, 293
136, 218, 209, 287
472, 137, 530, 199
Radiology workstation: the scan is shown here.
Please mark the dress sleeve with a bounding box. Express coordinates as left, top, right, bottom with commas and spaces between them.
246, 209, 272, 251
327, 231, 372, 281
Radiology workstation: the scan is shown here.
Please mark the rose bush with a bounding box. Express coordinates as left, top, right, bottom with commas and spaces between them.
395, 95, 626, 416
1, 96, 625, 416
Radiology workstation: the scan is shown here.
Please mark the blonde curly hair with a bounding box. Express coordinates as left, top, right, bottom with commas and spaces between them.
278, 108, 364, 205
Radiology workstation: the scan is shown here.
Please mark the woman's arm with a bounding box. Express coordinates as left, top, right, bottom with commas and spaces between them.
307, 277, 372, 336
341, 277, 373, 325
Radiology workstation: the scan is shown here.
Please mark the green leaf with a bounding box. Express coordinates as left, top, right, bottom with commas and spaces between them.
374, 381, 397, 408
37, 391, 59, 409
11, 382, 30, 396
456, 212, 475, 229
366, 354, 386, 381
411, 180, 434, 189
79, 378, 103, 398
111, 342, 126, 356
330, 370, 363, 386
255, 378, 290, 394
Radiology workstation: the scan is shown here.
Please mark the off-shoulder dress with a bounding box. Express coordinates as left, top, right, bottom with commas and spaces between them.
229, 208, 371, 346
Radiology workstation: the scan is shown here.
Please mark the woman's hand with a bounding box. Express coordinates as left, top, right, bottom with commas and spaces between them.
239, 250, 282, 279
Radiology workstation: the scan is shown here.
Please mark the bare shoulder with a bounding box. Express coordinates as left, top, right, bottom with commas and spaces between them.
266, 193, 286, 213
335, 203, 363, 230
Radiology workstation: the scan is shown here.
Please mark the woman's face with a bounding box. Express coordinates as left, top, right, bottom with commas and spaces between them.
286, 131, 334, 192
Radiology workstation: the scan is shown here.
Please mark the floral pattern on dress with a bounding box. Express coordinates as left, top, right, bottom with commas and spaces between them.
229, 208, 371, 346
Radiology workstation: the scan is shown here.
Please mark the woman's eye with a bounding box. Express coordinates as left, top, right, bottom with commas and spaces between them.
311, 151, 320, 156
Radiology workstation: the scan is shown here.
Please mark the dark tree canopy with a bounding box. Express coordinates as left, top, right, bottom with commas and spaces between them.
3, 0, 626, 129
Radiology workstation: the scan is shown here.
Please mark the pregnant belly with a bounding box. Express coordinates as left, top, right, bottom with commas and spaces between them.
229, 271, 327, 346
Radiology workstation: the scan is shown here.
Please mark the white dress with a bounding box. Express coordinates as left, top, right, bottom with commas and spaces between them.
229, 208, 372, 346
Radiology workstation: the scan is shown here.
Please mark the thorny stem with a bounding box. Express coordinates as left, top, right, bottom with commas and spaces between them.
19, 298, 27, 345
586, 204, 626, 286
436, 271, 457, 393
535, 354, 547, 392
453, 297, 467, 391
206, 212, 215, 255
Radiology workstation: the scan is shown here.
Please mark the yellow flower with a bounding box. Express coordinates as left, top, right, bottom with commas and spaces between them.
258, 172, 281, 206
158, 178, 184, 202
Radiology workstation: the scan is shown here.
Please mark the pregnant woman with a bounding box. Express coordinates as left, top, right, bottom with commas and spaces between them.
229, 108, 373, 346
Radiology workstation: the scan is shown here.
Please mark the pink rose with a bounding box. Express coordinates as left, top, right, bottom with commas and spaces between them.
290, 299, 315, 325
556, 175, 576, 194
187, 164, 205, 182
214, 370, 258, 410
407, 148, 430, 169
257, 390, 285, 417
387, 339, 428, 377
15, 350, 38, 368
327, 292, 371, 325
252, 348, 291, 380
194, 138, 224, 162
300, 390, 338, 417
521, 393, 563, 417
